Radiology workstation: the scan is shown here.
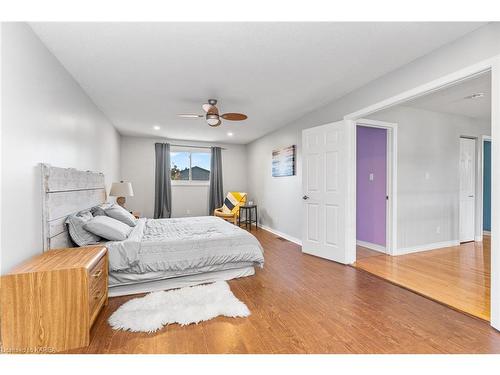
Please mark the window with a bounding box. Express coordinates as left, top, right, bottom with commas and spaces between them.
171, 149, 211, 182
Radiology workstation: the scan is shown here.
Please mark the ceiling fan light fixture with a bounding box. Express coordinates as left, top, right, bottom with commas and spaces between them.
208, 119, 221, 127
206, 114, 221, 126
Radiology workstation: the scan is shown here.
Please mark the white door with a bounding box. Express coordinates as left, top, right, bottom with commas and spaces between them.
459, 137, 476, 242
302, 121, 351, 263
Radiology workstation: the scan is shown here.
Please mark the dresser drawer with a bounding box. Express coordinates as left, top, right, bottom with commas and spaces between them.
88, 254, 107, 324
89, 271, 107, 323
89, 255, 106, 290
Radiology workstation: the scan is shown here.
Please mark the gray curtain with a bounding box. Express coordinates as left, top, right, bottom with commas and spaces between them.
209, 146, 224, 215
154, 143, 172, 218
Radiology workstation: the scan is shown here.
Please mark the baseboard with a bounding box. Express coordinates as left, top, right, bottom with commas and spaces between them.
259, 224, 302, 246
475, 235, 484, 242
356, 240, 386, 254
483, 230, 491, 236
396, 240, 460, 256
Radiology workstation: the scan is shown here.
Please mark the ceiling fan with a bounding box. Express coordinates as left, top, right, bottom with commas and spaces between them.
177, 99, 247, 127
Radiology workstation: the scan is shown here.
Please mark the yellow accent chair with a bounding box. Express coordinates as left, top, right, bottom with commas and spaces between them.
213, 192, 247, 225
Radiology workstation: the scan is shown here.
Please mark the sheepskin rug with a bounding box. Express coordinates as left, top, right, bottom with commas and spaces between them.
108, 281, 250, 332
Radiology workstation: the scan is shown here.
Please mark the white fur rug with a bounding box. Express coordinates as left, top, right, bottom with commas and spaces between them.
108, 281, 250, 332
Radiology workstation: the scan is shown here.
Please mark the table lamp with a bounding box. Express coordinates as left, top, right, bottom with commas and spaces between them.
109, 181, 134, 208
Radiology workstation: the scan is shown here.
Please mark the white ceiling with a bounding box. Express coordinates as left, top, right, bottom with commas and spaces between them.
405, 71, 491, 120
30, 22, 486, 144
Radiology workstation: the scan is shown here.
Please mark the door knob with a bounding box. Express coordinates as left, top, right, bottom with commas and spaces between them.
302, 195, 309, 200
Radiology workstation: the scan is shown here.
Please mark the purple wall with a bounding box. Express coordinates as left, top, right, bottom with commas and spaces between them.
356, 126, 387, 246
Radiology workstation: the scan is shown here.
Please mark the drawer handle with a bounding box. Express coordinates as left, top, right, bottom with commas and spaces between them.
92, 269, 103, 278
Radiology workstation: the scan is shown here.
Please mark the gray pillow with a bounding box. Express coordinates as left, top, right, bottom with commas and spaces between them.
105, 204, 137, 227
90, 203, 113, 217
84, 216, 133, 241
66, 210, 101, 246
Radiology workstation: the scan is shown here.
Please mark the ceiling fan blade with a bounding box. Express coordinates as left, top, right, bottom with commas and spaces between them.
202, 104, 219, 115
221, 113, 247, 121
177, 114, 204, 118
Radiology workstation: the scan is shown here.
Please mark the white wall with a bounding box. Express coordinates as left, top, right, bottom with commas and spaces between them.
247, 129, 303, 240
247, 22, 500, 242
367, 106, 490, 252
120, 136, 248, 218
1, 23, 121, 273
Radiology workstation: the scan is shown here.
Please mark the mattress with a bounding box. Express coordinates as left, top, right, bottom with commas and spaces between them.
106, 216, 264, 286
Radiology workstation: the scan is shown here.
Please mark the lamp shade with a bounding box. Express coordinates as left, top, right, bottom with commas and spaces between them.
109, 181, 134, 197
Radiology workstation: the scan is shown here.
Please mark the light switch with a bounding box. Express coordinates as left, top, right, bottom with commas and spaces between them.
369, 173, 374, 181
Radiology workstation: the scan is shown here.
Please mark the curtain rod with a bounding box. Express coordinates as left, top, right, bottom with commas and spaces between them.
169, 143, 227, 150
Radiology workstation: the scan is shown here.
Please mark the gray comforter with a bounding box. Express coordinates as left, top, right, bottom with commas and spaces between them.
106, 216, 264, 274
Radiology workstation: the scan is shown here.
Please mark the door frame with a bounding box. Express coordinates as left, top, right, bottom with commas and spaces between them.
479, 135, 492, 238
356, 119, 398, 255
343, 55, 500, 330
458, 136, 478, 243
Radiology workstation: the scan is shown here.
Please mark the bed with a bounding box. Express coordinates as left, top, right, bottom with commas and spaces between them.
41, 164, 264, 297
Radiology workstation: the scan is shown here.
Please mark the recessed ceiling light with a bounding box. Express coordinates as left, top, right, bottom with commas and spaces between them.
464, 92, 485, 100
153, 125, 161, 130
227, 132, 233, 136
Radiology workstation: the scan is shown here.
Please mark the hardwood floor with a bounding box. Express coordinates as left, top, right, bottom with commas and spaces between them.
67, 230, 500, 354
355, 237, 491, 321
356, 246, 384, 260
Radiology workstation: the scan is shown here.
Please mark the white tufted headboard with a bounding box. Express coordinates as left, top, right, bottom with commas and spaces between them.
40, 163, 107, 251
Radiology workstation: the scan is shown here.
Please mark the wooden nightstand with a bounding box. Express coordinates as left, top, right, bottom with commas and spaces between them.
0, 246, 108, 353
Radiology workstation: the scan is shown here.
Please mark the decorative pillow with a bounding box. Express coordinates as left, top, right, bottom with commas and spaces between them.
104, 204, 137, 227
84, 216, 133, 241
66, 210, 101, 246
90, 203, 113, 217
222, 192, 247, 215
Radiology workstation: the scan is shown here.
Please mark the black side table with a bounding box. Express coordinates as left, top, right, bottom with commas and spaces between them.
238, 204, 258, 231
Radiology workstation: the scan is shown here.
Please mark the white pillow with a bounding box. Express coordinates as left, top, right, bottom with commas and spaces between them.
105, 204, 137, 227
84, 216, 133, 241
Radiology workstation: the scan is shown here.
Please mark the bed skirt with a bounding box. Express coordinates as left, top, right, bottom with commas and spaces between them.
108, 266, 255, 297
